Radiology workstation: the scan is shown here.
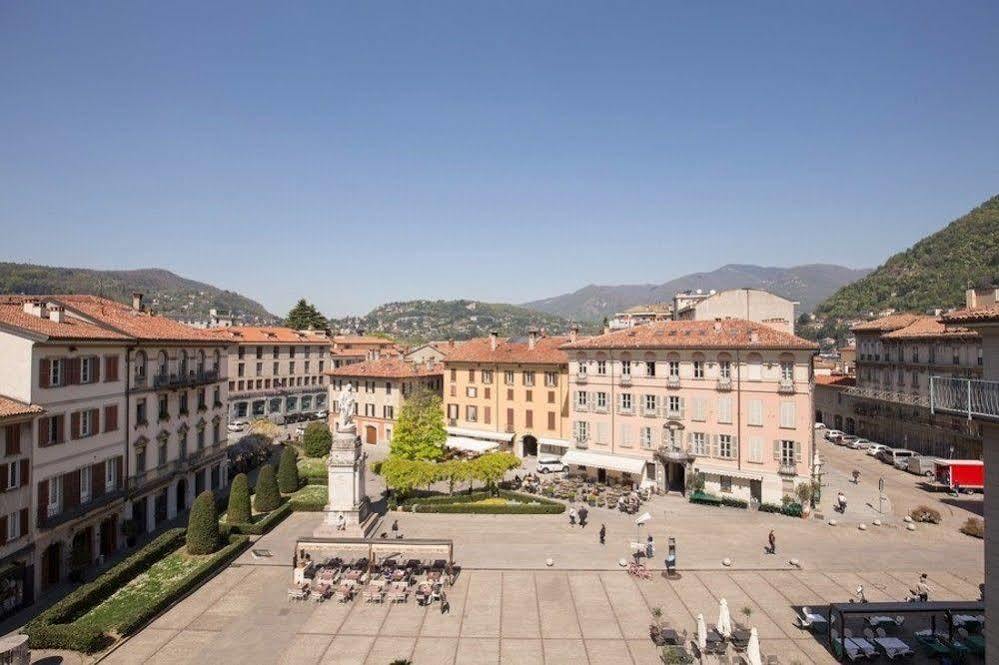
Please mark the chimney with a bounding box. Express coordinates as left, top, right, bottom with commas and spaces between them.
490, 331, 498, 351
527, 328, 538, 350
22, 300, 44, 318
749, 329, 760, 344
569, 325, 579, 343
132, 292, 144, 311
47, 303, 65, 324
713, 318, 722, 333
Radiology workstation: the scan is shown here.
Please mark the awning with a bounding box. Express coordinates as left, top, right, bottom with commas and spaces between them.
445, 427, 514, 444
537, 437, 570, 449
561, 450, 647, 475
445, 437, 499, 454
692, 465, 764, 482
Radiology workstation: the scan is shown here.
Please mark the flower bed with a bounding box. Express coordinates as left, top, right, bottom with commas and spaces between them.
27, 530, 248, 653
397, 490, 564, 514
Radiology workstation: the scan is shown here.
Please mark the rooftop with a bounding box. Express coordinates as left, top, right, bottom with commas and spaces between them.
445, 335, 572, 365
0, 296, 132, 342
561, 319, 817, 351
942, 305, 999, 324
851, 313, 924, 333
881, 315, 978, 340
814, 374, 856, 388
210, 326, 330, 344
328, 357, 443, 379
58, 295, 228, 344
0, 395, 44, 419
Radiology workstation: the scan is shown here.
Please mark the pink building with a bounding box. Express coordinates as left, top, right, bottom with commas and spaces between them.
560, 319, 818, 505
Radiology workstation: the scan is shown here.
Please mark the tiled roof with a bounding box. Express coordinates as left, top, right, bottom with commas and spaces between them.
445, 335, 572, 365
851, 314, 923, 333
882, 315, 978, 340
333, 335, 398, 345
814, 374, 856, 387
329, 357, 443, 378
57, 296, 227, 344
0, 297, 132, 341
560, 319, 818, 351
942, 305, 999, 324
210, 326, 330, 344
0, 395, 44, 419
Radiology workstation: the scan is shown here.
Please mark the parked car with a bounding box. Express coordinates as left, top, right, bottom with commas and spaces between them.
866, 443, 889, 457
824, 429, 843, 443
879, 447, 916, 466
906, 455, 938, 477
536, 458, 568, 474
227, 420, 247, 433
814, 422, 827, 430
838, 435, 859, 447
848, 438, 872, 450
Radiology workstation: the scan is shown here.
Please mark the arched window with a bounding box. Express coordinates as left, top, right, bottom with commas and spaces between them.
213, 349, 221, 372
135, 350, 147, 379
157, 351, 168, 377
197, 350, 206, 374
179, 350, 189, 376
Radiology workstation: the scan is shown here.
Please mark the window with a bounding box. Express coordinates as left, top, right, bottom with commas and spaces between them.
691, 397, 706, 422
48, 476, 62, 516
640, 427, 653, 449
178, 431, 188, 459
136, 399, 147, 425
779, 440, 796, 466
576, 391, 588, 409
447, 403, 459, 420
478, 370, 491, 383
179, 393, 189, 415
197, 427, 205, 449
158, 395, 169, 420
547, 411, 555, 429
256, 362, 263, 376
135, 446, 147, 473
779, 361, 794, 382
574, 421, 590, 442
667, 395, 682, 417
158, 440, 168, 467
747, 355, 762, 381
525, 390, 533, 402
80, 468, 91, 503
384, 405, 394, 419
7, 461, 18, 490
620, 393, 632, 411
525, 410, 533, 428
523, 371, 535, 387
596, 361, 607, 375
49, 359, 62, 386
466, 386, 478, 398
644, 394, 656, 412
619, 424, 631, 447
80, 410, 93, 437
692, 432, 707, 456
544, 371, 557, 387
7, 511, 20, 541
466, 405, 478, 422
952, 349, 960, 365
80, 357, 93, 384
667, 361, 679, 378
719, 360, 731, 378
621, 360, 631, 376
719, 434, 733, 459
748, 437, 763, 463
645, 361, 655, 377
212, 422, 219, 445
779, 401, 796, 428
237, 363, 245, 378
748, 399, 763, 427
596, 392, 607, 409
468, 369, 476, 383
717, 397, 733, 424
504, 371, 515, 385
106, 458, 118, 490
289, 361, 295, 375
720, 476, 732, 493
693, 361, 704, 379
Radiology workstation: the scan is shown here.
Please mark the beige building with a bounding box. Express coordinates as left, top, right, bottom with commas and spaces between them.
562, 319, 817, 503
214, 327, 329, 422
608, 304, 673, 331
329, 355, 444, 445
846, 313, 982, 458
0, 397, 43, 618
329, 335, 402, 369
442, 331, 573, 457
674, 288, 797, 335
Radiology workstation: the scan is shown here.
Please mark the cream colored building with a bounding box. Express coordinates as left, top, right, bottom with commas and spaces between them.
329, 335, 402, 369
608, 304, 673, 330
562, 319, 817, 503
674, 288, 797, 335
442, 330, 573, 457
214, 327, 329, 422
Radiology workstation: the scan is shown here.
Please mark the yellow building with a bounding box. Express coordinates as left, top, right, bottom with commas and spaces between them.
442, 330, 575, 458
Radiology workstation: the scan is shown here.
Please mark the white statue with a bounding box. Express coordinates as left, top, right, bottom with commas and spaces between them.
337, 383, 357, 432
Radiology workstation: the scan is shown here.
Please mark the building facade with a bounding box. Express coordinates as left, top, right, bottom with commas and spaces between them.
217, 327, 329, 422
561, 319, 817, 503
329, 356, 444, 445
846, 314, 983, 458
608, 304, 673, 331
674, 288, 797, 335
442, 331, 572, 457
329, 335, 402, 369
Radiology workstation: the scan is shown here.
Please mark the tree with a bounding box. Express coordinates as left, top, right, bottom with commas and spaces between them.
250, 418, 280, 441
302, 421, 332, 458
277, 446, 300, 494
226, 473, 252, 524
436, 459, 473, 495
187, 490, 221, 555
470, 452, 521, 494
380, 456, 437, 501
253, 464, 281, 513
285, 298, 327, 330
390, 388, 446, 461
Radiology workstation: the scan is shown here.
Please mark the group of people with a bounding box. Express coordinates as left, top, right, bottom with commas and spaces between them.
567, 505, 590, 527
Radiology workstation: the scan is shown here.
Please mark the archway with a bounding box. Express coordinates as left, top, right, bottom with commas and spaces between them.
41, 542, 61, 589
176, 477, 187, 514
365, 425, 378, 445
522, 435, 538, 457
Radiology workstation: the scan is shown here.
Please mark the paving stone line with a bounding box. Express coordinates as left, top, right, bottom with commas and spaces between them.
563, 572, 592, 665
594, 573, 636, 665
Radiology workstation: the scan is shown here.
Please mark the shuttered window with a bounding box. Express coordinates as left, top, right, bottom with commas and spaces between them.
779, 401, 796, 428
747, 400, 763, 427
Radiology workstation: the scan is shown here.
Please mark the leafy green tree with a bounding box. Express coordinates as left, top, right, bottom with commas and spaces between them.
471, 452, 521, 494
253, 464, 281, 513
302, 421, 332, 458
187, 490, 221, 555
226, 473, 252, 524
285, 298, 328, 330
380, 456, 437, 501
390, 389, 446, 461
436, 459, 473, 495
277, 446, 300, 494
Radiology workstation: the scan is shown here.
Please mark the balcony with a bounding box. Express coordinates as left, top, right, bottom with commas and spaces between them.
574, 436, 589, 449
39, 488, 125, 530
575, 402, 589, 413
716, 376, 733, 391
641, 407, 658, 418
574, 373, 588, 384
777, 379, 795, 394
930, 376, 999, 421
778, 463, 797, 477
152, 368, 220, 390
665, 409, 684, 421
619, 374, 632, 387
666, 376, 681, 389
656, 444, 692, 462
617, 406, 634, 416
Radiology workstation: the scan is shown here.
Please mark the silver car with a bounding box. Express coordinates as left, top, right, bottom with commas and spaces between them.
848, 438, 872, 450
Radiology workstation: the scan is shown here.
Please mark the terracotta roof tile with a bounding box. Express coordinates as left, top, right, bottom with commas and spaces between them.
814, 374, 856, 387
561, 319, 817, 351
210, 326, 330, 344
851, 314, 923, 333
0, 395, 44, 419
57, 296, 227, 343
445, 335, 572, 365
0, 297, 132, 341
882, 315, 978, 340
943, 305, 999, 324
328, 357, 443, 378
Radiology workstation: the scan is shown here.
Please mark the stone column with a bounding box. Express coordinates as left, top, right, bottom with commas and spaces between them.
166, 482, 178, 520
185, 472, 196, 507
313, 426, 376, 538
145, 496, 157, 534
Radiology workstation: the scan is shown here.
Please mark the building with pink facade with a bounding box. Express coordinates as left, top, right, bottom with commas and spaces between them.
560, 318, 818, 505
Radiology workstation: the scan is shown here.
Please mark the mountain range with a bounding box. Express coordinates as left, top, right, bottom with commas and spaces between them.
522, 264, 871, 322
0, 263, 278, 324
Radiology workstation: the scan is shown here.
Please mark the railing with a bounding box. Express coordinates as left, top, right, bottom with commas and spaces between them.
573, 373, 588, 384
930, 376, 999, 421
666, 376, 681, 389
574, 436, 589, 449
575, 402, 589, 413
716, 376, 732, 391
619, 374, 632, 386
845, 385, 930, 408
778, 463, 797, 476
664, 408, 684, 420
153, 368, 220, 389
39, 489, 125, 529
778, 379, 795, 394
641, 407, 658, 418
656, 444, 691, 461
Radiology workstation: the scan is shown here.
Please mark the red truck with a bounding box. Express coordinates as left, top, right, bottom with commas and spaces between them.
933, 460, 984, 493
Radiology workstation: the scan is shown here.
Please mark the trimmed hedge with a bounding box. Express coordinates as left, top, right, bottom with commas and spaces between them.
397, 490, 565, 514
758, 501, 802, 517
689, 491, 722, 506
227, 501, 292, 535
288, 485, 327, 512
187, 490, 221, 555
227, 473, 252, 524
758, 502, 782, 513
277, 446, 300, 494
721, 496, 749, 509
254, 464, 281, 513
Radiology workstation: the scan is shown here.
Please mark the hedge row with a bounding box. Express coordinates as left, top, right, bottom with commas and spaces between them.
288, 494, 327, 512
397, 490, 565, 514
226, 501, 293, 535
26, 531, 248, 653
758, 501, 803, 517
688, 491, 722, 506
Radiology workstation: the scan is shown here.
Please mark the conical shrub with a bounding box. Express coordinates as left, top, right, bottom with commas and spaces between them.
186, 490, 221, 555
227, 473, 252, 524
254, 464, 281, 513
277, 446, 300, 494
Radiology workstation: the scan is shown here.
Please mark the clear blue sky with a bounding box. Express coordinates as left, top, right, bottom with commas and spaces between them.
2, 2, 998, 317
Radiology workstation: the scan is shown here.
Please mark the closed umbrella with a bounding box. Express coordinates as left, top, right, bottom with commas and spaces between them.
746, 627, 762, 665
717, 598, 732, 638
696, 613, 707, 650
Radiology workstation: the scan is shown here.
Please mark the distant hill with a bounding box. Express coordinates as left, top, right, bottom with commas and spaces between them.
330, 299, 589, 343
523, 264, 870, 321
0, 263, 278, 323
815, 195, 999, 320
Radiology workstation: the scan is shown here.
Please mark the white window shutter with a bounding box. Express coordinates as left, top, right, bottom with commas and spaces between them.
772, 440, 780, 461
794, 441, 802, 463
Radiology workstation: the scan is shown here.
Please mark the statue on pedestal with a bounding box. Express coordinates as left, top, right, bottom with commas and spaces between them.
336, 383, 356, 434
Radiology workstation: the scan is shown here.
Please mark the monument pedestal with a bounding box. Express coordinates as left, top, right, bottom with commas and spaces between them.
313, 427, 379, 539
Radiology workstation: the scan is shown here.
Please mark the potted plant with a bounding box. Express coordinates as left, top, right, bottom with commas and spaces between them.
649, 606, 666, 644
795, 483, 813, 517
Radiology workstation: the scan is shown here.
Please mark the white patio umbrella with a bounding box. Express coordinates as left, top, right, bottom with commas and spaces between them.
634, 511, 652, 543
696, 613, 707, 650
717, 598, 732, 638
746, 626, 762, 665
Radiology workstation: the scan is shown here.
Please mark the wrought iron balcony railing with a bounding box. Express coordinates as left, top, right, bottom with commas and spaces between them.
930, 376, 999, 421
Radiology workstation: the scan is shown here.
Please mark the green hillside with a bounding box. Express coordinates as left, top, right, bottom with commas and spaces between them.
816, 195, 999, 319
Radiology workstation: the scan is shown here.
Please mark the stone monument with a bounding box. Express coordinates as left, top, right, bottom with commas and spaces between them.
313, 383, 378, 538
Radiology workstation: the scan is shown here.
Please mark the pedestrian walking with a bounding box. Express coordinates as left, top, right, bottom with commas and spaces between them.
391, 519, 399, 533
578, 505, 589, 528
767, 529, 776, 555
645, 535, 655, 559
440, 588, 450, 614
569, 507, 577, 526
599, 523, 606, 545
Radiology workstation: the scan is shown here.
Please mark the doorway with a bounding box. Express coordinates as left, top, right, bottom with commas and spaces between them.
750, 480, 762, 505
522, 435, 538, 457
41, 542, 61, 589
597, 468, 607, 483
100, 515, 117, 558
365, 425, 377, 445
176, 477, 187, 514
667, 462, 686, 493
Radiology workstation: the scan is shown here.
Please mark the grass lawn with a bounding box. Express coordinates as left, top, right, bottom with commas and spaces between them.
73, 547, 205, 636
291, 484, 327, 503
297, 455, 327, 479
